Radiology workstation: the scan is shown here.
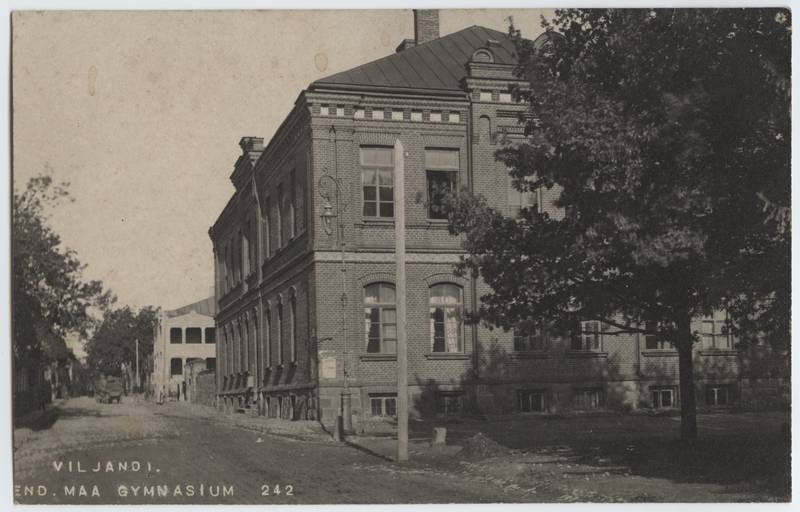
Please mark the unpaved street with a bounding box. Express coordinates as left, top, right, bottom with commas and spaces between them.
13, 397, 537, 504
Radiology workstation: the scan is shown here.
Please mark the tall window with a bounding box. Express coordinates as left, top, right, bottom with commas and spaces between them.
223, 247, 229, 292
426, 149, 459, 219
699, 311, 735, 349
261, 198, 272, 261
242, 222, 251, 276
508, 180, 540, 217
277, 185, 284, 249
170, 358, 183, 376
513, 328, 548, 352
206, 358, 216, 371
289, 169, 297, 239
571, 321, 602, 351
263, 307, 271, 369
364, 283, 397, 353
170, 328, 182, 344
430, 283, 464, 353
289, 293, 297, 363
361, 147, 394, 218
277, 302, 284, 365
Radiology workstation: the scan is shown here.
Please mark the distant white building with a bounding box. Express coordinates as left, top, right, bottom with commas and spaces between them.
152, 297, 216, 399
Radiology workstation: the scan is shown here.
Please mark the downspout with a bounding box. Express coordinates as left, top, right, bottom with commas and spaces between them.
466, 95, 480, 381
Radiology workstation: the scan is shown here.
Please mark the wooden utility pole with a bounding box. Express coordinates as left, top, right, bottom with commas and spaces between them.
394, 140, 408, 462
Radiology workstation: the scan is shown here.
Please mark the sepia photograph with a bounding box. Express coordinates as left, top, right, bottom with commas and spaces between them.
9, 6, 791, 505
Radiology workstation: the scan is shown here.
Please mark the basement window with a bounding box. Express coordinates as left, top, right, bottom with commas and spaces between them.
370, 394, 397, 417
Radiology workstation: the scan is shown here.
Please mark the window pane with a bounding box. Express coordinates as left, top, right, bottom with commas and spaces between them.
170, 328, 182, 343
361, 147, 393, 167
379, 186, 393, 201
186, 327, 202, 344
382, 339, 397, 354
386, 398, 396, 416
371, 399, 382, 416
383, 308, 396, 323
367, 338, 380, 353
379, 285, 396, 303
379, 203, 394, 218
362, 169, 377, 186
383, 324, 397, 340
364, 285, 379, 303
205, 327, 216, 343
378, 169, 393, 185
363, 202, 377, 217
364, 186, 376, 201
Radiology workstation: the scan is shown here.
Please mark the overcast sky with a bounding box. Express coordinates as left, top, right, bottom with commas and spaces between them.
12, 9, 550, 312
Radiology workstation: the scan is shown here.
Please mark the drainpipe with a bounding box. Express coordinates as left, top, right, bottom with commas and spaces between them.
465, 95, 480, 381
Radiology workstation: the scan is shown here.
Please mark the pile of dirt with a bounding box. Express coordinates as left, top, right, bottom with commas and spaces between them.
457, 432, 510, 459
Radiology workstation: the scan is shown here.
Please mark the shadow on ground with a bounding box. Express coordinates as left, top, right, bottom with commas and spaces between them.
404, 411, 790, 500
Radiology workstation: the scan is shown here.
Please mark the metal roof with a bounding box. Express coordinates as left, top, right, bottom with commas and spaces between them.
311, 25, 518, 93
165, 296, 216, 318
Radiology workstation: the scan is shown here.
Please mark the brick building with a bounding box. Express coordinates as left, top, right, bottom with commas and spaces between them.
209, 10, 782, 426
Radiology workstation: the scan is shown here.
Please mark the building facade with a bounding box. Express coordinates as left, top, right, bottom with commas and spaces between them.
209, 10, 783, 426
152, 297, 217, 400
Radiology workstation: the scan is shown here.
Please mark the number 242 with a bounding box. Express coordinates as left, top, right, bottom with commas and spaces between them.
262, 484, 293, 496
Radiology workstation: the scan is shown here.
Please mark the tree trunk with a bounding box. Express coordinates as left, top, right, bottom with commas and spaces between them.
676, 313, 697, 441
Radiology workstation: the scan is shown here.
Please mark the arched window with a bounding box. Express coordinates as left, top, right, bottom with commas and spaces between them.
262, 197, 271, 261
252, 311, 259, 374
364, 283, 397, 353
243, 317, 250, 373
277, 301, 284, 365
430, 284, 464, 353
289, 292, 297, 363
263, 306, 271, 369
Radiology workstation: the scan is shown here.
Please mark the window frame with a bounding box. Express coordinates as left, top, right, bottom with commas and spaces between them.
706, 384, 735, 406
369, 393, 398, 417
364, 283, 397, 354
360, 146, 395, 219
573, 387, 605, 410
425, 148, 460, 220
517, 389, 546, 413
429, 283, 464, 353
513, 327, 548, 352
170, 357, 183, 377
169, 327, 183, 344
650, 386, 677, 409
571, 321, 603, 351
185, 327, 202, 344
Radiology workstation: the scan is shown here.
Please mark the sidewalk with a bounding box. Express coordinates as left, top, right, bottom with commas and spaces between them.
153, 400, 334, 443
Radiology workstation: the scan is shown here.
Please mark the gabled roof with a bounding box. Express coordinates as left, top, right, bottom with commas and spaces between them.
311, 25, 518, 93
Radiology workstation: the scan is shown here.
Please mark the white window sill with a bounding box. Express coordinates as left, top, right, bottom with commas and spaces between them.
425, 353, 470, 360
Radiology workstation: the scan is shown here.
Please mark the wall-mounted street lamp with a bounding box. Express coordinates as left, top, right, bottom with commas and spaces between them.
317, 169, 352, 437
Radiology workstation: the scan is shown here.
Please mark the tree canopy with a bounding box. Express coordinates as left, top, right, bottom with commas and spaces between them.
13, 176, 113, 366
86, 305, 159, 379
447, 8, 790, 439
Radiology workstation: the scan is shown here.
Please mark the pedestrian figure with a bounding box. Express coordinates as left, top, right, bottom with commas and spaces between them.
181, 381, 186, 402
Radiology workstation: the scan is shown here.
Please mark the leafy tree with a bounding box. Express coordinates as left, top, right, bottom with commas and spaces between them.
13, 176, 113, 368
447, 9, 789, 440
86, 306, 158, 384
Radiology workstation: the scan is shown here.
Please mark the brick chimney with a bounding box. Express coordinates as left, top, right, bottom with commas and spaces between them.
414, 10, 439, 45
